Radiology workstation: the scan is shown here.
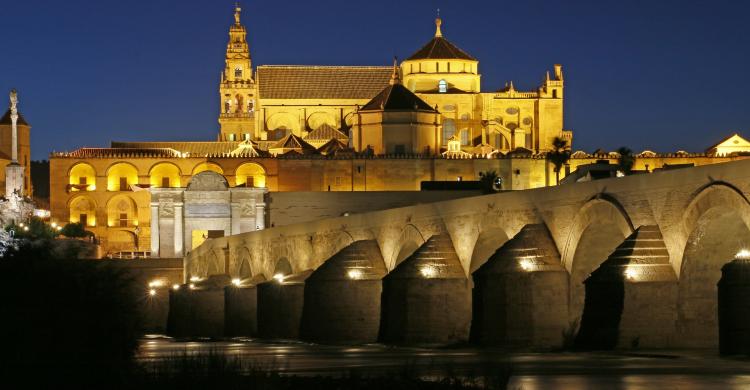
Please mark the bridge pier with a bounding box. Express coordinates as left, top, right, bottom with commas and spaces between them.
576, 226, 677, 349
301, 240, 387, 344
225, 275, 266, 337
167, 275, 229, 339
380, 233, 471, 345
471, 224, 568, 348
257, 271, 312, 339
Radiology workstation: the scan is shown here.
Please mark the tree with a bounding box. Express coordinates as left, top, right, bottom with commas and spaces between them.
479, 170, 502, 194
60, 222, 92, 238
547, 136, 571, 185
617, 147, 635, 175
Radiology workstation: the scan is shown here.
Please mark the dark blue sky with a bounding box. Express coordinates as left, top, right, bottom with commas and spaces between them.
2, 0, 749, 160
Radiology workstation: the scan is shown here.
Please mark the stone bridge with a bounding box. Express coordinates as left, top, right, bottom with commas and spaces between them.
178, 159, 750, 349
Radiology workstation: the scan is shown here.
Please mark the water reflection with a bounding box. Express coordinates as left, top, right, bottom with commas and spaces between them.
137, 337, 750, 388
510, 375, 750, 390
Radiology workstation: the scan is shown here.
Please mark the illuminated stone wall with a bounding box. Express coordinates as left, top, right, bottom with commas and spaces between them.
186, 159, 750, 348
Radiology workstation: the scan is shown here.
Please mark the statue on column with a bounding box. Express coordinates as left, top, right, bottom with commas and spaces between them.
1, 89, 32, 222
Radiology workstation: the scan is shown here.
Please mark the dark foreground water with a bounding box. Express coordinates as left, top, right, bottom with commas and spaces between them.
137, 336, 750, 389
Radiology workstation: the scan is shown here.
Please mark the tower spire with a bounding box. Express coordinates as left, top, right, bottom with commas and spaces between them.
234, 2, 241, 25
435, 9, 443, 37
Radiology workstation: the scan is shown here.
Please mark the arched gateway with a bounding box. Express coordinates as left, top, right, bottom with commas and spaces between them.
149, 171, 267, 258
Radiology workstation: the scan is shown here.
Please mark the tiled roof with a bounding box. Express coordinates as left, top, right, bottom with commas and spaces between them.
60, 148, 183, 158
305, 124, 348, 141
271, 133, 317, 152
317, 138, 350, 155
111, 141, 240, 156
257, 65, 393, 99
406, 36, 476, 61
0, 109, 29, 126
360, 83, 437, 112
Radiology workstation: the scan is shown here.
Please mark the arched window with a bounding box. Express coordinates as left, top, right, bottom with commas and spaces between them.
552, 89, 558, 98
438, 80, 447, 93
442, 119, 456, 145
235, 162, 266, 188
234, 67, 242, 78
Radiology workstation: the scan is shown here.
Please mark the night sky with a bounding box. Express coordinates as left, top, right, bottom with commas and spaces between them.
2, 0, 749, 160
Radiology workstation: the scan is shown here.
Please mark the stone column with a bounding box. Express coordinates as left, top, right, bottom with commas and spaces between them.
174, 202, 184, 258
150, 202, 160, 258
255, 202, 265, 230
231, 202, 241, 235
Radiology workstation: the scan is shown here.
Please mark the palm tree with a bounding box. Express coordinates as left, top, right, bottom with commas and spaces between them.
617, 147, 634, 175
547, 136, 571, 185
478, 170, 501, 194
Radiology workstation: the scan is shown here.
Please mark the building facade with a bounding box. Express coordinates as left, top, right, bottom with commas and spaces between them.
48, 6, 750, 256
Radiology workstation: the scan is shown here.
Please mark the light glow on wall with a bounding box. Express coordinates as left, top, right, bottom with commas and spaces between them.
419, 265, 437, 278
624, 267, 637, 280
148, 279, 165, 288
519, 259, 534, 271
149, 289, 156, 296
172, 284, 180, 291
347, 269, 363, 280
736, 249, 750, 260
231, 278, 242, 286
273, 273, 285, 283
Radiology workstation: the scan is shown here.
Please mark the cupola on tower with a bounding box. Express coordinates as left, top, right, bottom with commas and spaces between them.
218, 4, 255, 141
400, 16, 480, 94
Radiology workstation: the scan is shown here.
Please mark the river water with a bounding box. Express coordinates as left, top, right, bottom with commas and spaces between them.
137, 336, 750, 389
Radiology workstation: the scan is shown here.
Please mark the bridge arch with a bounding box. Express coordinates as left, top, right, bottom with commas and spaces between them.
677, 182, 750, 348
273, 257, 293, 278
235, 247, 252, 279
387, 224, 426, 270
207, 250, 222, 276
469, 227, 511, 273
562, 194, 634, 323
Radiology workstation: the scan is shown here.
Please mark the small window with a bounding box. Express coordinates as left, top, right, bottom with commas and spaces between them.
436, 62, 440, 72
161, 177, 170, 188
447, 62, 451, 72
235, 67, 242, 78
335, 177, 342, 186
228, 133, 236, 141
79, 177, 87, 185
80, 214, 88, 226
246, 176, 254, 188
119, 213, 128, 227
243, 133, 250, 140
457, 176, 463, 182
438, 80, 447, 93
552, 89, 558, 98
119, 177, 128, 191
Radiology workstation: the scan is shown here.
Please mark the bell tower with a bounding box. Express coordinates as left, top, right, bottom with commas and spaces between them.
218, 3, 256, 141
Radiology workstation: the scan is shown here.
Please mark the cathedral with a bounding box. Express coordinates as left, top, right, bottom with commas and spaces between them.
216, 6, 569, 155
48, 6, 749, 255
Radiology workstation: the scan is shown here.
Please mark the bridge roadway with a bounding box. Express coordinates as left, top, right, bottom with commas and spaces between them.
174, 159, 750, 349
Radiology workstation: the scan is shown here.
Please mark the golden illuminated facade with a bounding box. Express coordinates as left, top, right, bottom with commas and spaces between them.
218, 8, 571, 154
48, 6, 750, 255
